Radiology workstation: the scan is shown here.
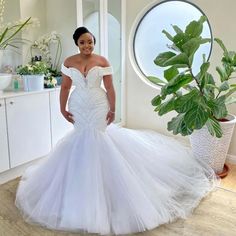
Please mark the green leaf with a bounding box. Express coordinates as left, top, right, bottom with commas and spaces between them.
162, 73, 193, 96
0, 27, 9, 44
198, 62, 210, 85
154, 105, 161, 112
162, 30, 173, 41
164, 66, 179, 81
215, 37, 232, 64
184, 96, 210, 130
151, 95, 162, 106
206, 117, 222, 138
175, 89, 199, 113
215, 38, 228, 55
183, 38, 210, 58
198, 15, 208, 24
216, 66, 227, 82
202, 73, 216, 98
163, 53, 189, 68
172, 33, 189, 51
147, 76, 167, 86
172, 25, 183, 34
185, 16, 207, 38
219, 81, 230, 92
158, 96, 176, 116
167, 114, 193, 136
0, 17, 32, 48
182, 38, 201, 65
208, 96, 228, 119
154, 51, 176, 67
200, 62, 210, 76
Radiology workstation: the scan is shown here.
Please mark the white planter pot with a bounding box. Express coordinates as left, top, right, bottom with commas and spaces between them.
190, 114, 236, 174
0, 73, 12, 94
22, 75, 44, 92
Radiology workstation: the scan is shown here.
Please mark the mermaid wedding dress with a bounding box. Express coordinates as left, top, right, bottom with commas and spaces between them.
15, 64, 218, 235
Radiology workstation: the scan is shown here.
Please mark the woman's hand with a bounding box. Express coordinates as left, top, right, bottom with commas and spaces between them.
106, 110, 115, 125
61, 110, 74, 124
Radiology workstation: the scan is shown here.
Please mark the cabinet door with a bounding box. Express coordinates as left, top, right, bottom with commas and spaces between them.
6, 93, 51, 168
49, 90, 73, 147
0, 99, 10, 172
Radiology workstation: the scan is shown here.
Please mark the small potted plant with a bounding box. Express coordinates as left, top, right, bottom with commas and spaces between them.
46, 67, 62, 86
44, 71, 58, 88
147, 16, 236, 176
16, 61, 48, 91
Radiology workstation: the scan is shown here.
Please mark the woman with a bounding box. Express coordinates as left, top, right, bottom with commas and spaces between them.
15, 27, 218, 235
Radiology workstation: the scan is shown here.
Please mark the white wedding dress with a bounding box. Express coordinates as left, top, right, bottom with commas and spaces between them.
15, 64, 218, 235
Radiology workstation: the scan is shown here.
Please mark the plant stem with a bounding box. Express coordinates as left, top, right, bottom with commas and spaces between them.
189, 66, 204, 95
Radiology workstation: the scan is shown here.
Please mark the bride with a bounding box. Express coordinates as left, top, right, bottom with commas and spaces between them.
15, 26, 218, 235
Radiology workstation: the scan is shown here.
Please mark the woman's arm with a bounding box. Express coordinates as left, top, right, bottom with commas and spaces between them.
103, 74, 116, 125
60, 74, 74, 123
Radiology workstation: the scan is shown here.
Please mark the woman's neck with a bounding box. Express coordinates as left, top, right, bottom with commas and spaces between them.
79, 53, 93, 60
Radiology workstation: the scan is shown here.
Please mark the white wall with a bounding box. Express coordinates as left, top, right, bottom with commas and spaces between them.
125, 0, 236, 156
7, 0, 77, 66
46, 0, 78, 63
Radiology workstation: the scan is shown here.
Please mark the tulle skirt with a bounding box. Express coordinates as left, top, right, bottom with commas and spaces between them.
15, 124, 218, 235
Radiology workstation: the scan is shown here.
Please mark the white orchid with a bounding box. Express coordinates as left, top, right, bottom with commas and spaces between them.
31, 31, 62, 71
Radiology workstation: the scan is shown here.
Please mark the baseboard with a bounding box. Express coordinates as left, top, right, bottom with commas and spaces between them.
226, 154, 236, 164
0, 157, 46, 185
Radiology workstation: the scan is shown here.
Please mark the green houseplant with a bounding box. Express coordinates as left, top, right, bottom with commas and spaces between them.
16, 61, 48, 75
16, 61, 48, 91
148, 16, 236, 138
147, 16, 236, 175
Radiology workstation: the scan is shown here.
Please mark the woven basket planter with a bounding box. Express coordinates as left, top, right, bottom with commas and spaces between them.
189, 114, 236, 174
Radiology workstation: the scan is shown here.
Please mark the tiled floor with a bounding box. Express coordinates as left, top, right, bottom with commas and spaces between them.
220, 163, 236, 192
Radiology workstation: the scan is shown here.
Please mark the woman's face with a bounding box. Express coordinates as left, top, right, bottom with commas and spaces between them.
77, 33, 94, 56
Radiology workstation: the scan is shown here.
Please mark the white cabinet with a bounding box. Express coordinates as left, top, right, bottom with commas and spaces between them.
0, 98, 10, 172
6, 93, 51, 168
0, 89, 73, 174
49, 90, 73, 147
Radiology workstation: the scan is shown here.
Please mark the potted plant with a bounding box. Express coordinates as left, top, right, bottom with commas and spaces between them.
16, 61, 48, 91
45, 67, 61, 87
44, 71, 58, 88
147, 16, 236, 176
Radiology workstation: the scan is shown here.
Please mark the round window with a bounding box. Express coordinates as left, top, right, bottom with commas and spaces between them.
130, 0, 212, 87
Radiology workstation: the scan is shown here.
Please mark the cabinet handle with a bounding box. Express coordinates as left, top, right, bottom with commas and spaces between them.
0, 103, 2, 107
10, 101, 14, 105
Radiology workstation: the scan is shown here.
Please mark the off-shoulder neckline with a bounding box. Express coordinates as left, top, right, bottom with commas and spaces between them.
62, 64, 112, 78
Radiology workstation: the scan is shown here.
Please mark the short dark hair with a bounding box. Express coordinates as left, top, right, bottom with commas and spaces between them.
73, 27, 96, 46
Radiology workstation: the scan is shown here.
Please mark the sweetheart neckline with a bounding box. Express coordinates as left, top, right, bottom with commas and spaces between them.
69, 66, 100, 79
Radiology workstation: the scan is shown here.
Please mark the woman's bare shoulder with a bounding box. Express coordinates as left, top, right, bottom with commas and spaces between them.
93, 54, 110, 67
64, 54, 80, 67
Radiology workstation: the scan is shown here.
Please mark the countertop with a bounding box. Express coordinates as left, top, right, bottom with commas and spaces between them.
0, 87, 61, 99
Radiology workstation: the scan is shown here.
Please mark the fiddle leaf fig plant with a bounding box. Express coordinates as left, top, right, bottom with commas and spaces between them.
147, 16, 236, 138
